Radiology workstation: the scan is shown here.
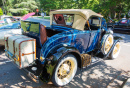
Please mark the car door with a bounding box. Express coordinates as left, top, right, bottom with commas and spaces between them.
119, 19, 128, 28
85, 17, 102, 52
73, 30, 91, 54
86, 29, 101, 52
126, 20, 130, 33
114, 20, 125, 32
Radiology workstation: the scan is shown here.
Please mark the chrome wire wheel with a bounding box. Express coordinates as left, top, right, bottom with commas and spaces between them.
103, 35, 113, 54
52, 54, 77, 86
110, 42, 121, 59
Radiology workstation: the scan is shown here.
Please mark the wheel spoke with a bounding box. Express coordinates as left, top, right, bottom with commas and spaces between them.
57, 60, 72, 79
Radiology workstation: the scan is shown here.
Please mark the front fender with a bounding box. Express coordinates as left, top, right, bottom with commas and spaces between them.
41, 46, 81, 82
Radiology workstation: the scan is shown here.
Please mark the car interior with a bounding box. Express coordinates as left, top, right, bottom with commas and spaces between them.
84, 17, 100, 30
52, 14, 74, 28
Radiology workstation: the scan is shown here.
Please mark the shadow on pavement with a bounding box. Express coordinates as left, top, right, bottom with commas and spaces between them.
0, 45, 4, 54
0, 62, 44, 88
114, 33, 130, 43
39, 60, 123, 88
65, 61, 121, 88
0, 57, 127, 88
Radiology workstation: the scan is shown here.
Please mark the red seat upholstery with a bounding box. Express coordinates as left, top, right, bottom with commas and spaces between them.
40, 24, 47, 45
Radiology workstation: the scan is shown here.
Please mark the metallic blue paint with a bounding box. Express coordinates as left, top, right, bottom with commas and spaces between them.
40, 25, 102, 64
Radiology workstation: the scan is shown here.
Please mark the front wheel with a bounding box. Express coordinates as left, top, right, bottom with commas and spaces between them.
109, 42, 121, 59
52, 54, 77, 86
101, 34, 114, 55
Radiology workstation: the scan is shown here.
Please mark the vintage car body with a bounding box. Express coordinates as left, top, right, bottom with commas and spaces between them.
5, 9, 121, 86
0, 22, 21, 45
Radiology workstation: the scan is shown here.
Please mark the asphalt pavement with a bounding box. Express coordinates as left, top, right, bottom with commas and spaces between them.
0, 18, 130, 88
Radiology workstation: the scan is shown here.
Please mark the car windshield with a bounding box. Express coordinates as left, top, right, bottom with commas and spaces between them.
52, 14, 74, 27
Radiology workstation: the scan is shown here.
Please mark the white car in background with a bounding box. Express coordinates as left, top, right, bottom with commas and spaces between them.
0, 22, 22, 46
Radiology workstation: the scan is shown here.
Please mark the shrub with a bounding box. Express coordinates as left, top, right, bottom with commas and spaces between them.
113, 19, 119, 22
7, 13, 12, 16
21, 9, 28, 16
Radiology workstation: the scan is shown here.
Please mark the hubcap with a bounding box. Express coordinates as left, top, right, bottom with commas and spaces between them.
113, 43, 120, 55
57, 60, 72, 79
105, 37, 113, 53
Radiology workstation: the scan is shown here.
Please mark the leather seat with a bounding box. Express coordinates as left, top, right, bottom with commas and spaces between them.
40, 24, 47, 45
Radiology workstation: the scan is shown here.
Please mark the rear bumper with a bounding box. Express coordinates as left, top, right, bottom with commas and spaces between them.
22, 63, 43, 83
5, 50, 42, 83
23, 68, 39, 83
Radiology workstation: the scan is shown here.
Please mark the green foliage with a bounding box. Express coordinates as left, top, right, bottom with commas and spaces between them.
0, 0, 129, 20
7, 12, 12, 16
113, 19, 119, 22
121, 14, 124, 18
21, 9, 29, 16
0, 8, 3, 15
14, 1, 38, 12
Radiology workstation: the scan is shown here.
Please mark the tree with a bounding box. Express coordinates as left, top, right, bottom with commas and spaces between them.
0, 8, 3, 15
9, 0, 38, 16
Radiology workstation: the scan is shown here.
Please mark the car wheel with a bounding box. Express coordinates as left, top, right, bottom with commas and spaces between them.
109, 42, 121, 59
101, 34, 113, 55
52, 54, 77, 86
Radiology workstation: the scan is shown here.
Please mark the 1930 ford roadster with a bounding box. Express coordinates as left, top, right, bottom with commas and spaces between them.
4, 9, 121, 86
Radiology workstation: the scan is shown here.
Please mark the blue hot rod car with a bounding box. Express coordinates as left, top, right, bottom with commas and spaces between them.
5, 9, 121, 86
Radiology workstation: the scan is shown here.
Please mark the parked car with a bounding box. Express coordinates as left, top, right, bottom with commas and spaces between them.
5, 9, 121, 86
0, 18, 12, 26
0, 22, 21, 45
1, 15, 20, 21
113, 19, 130, 33
108, 18, 130, 34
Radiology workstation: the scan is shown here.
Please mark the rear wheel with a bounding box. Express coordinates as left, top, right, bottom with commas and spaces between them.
52, 54, 77, 86
109, 42, 121, 59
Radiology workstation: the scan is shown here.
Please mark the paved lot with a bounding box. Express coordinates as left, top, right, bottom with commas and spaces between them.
0, 18, 130, 88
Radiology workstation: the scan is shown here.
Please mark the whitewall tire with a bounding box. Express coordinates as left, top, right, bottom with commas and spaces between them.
52, 54, 77, 86
101, 34, 114, 55
109, 42, 121, 59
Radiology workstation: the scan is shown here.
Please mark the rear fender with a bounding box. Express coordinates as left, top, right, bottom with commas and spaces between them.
41, 46, 81, 82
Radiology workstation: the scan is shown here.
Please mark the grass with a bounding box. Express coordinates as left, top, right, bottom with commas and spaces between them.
37, 16, 50, 20
37, 17, 43, 19
44, 16, 50, 20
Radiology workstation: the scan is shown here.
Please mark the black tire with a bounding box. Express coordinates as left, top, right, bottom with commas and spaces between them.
52, 54, 77, 86
109, 42, 121, 59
